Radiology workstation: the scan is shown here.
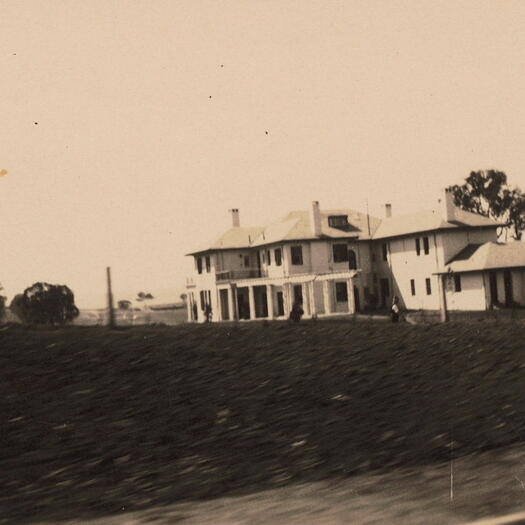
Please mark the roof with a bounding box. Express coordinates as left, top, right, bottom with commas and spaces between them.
186, 226, 265, 255
443, 241, 525, 273
251, 209, 382, 247
372, 208, 502, 240
186, 204, 502, 255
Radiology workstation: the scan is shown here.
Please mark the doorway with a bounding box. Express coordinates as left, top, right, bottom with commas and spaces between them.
276, 292, 284, 316
504, 270, 513, 307
380, 278, 390, 308
353, 286, 361, 312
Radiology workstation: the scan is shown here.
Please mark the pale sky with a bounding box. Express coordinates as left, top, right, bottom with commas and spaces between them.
2, 0, 525, 308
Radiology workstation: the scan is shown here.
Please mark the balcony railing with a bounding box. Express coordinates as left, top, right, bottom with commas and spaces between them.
216, 268, 268, 282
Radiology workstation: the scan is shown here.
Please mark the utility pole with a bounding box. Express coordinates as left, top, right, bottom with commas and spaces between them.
107, 267, 115, 328
440, 274, 449, 323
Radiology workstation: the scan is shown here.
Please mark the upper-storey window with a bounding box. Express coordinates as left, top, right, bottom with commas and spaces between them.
274, 248, 282, 266
423, 236, 430, 255
197, 257, 203, 274
266, 250, 271, 265
328, 215, 349, 228
333, 243, 348, 263
291, 245, 303, 265
205, 255, 211, 273
348, 249, 357, 270
415, 238, 421, 256
382, 243, 388, 261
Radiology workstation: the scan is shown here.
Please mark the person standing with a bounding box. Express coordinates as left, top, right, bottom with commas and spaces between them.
289, 300, 304, 322
391, 296, 400, 323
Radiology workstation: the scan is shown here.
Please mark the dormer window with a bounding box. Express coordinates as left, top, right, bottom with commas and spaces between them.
328, 215, 349, 228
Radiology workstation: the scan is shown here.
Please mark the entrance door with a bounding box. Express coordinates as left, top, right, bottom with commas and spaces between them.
489, 272, 498, 307
219, 289, 229, 321
504, 270, 513, 307
380, 278, 390, 308
276, 292, 284, 316
293, 284, 303, 305
353, 286, 361, 312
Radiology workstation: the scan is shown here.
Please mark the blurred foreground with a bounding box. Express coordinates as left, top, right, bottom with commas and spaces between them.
2, 320, 525, 524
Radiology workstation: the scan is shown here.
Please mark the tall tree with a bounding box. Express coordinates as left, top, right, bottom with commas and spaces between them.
10, 283, 79, 325
447, 170, 525, 240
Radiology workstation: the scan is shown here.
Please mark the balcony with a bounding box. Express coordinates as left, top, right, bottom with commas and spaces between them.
216, 268, 268, 282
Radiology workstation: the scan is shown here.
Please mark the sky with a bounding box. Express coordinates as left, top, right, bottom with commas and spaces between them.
2, 0, 525, 308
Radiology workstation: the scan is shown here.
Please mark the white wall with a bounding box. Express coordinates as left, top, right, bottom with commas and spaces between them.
444, 272, 487, 311
373, 233, 441, 310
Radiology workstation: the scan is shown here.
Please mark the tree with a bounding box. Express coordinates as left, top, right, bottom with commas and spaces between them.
9, 294, 25, 322
117, 300, 132, 310
10, 283, 80, 325
447, 170, 525, 240
136, 292, 154, 306
0, 283, 6, 322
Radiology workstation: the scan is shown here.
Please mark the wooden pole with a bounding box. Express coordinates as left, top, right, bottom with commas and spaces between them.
107, 266, 115, 328
440, 274, 449, 323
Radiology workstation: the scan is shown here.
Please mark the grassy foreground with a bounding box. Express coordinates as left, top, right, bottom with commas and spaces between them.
1, 320, 525, 523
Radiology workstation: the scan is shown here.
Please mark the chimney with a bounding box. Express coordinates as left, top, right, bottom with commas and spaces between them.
310, 201, 322, 237
229, 208, 240, 228
385, 203, 392, 218
441, 189, 456, 222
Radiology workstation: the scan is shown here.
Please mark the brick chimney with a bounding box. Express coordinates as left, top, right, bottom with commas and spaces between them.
310, 201, 322, 237
229, 208, 240, 228
441, 189, 456, 222
385, 203, 392, 218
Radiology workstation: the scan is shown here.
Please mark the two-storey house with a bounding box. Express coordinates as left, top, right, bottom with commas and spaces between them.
186, 190, 525, 322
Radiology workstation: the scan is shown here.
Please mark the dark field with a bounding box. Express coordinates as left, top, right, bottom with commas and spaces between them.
2, 320, 525, 524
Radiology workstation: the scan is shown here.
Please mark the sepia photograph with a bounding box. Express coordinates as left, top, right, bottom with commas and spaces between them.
2, 1, 525, 524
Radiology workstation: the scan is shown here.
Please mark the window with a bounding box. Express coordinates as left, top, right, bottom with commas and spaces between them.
423, 237, 430, 255
335, 282, 348, 302
348, 249, 357, 270
410, 279, 416, 296
333, 243, 348, 263
328, 215, 349, 228
274, 248, 282, 266
291, 245, 303, 265
205, 256, 211, 273
415, 238, 421, 256
244, 255, 250, 267
200, 290, 206, 310
197, 257, 203, 274
454, 274, 461, 292
261, 251, 265, 264
426, 278, 432, 295
266, 250, 271, 265
382, 243, 388, 261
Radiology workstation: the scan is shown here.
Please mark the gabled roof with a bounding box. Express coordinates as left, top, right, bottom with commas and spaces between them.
186, 226, 264, 255
251, 209, 382, 247
443, 241, 525, 273
372, 208, 501, 240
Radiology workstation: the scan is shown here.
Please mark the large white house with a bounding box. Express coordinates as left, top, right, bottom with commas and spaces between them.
185, 190, 525, 322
